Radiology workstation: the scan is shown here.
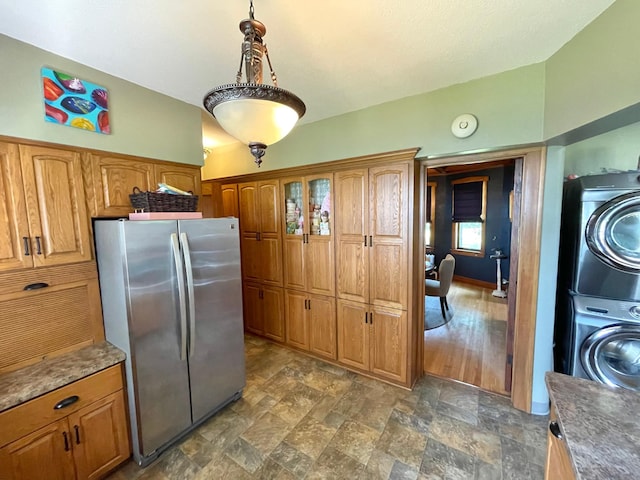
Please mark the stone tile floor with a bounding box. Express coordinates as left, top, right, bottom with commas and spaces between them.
108, 335, 548, 479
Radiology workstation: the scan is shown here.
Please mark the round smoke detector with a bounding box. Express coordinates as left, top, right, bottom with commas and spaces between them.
451, 114, 478, 138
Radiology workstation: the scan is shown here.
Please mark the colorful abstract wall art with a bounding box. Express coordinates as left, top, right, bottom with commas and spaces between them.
41, 67, 110, 134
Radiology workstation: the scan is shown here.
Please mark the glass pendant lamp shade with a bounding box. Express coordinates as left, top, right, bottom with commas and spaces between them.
203, 1, 305, 167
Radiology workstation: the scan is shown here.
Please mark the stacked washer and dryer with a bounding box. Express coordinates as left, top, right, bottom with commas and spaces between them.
554, 172, 640, 392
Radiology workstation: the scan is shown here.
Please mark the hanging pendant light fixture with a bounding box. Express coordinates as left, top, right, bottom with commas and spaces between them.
203, 0, 306, 167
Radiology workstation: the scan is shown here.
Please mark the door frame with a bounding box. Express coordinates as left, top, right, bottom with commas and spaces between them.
418, 146, 545, 413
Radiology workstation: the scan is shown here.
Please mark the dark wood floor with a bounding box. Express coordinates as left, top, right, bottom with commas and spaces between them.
424, 282, 509, 396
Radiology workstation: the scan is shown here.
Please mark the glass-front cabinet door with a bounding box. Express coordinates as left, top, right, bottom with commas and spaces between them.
281, 174, 335, 296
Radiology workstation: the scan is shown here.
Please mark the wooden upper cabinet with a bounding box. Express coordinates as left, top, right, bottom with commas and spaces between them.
238, 180, 282, 286
335, 169, 369, 303
368, 163, 409, 309
238, 182, 259, 233
221, 184, 239, 218
282, 174, 335, 295
0, 144, 92, 272
88, 154, 155, 216
154, 163, 202, 196
0, 142, 31, 272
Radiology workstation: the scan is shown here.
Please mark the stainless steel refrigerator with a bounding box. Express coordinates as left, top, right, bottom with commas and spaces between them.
94, 218, 245, 466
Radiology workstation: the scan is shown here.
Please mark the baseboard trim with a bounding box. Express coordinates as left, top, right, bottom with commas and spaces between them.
453, 275, 496, 290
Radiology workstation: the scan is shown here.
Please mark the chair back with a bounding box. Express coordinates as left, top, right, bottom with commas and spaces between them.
437, 254, 456, 295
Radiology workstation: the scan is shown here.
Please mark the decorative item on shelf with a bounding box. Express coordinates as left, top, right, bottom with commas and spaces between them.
129, 185, 199, 212
202, 0, 305, 167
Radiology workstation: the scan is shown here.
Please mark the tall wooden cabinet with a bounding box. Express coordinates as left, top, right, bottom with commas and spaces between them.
238, 180, 285, 340
281, 174, 337, 358
212, 149, 418, 388
335, 162, 410, 383
0, 142, 91, 272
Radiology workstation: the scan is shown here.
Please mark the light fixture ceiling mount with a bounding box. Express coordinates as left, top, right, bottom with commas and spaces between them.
203, 0, 305, 167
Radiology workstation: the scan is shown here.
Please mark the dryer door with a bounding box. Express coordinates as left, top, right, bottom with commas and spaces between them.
581, 324, 640, 391
586, 192, 640, 273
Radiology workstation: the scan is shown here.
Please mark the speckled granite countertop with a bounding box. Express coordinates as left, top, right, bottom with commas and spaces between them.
0, 342, 126, 412
546, 372, 640, 480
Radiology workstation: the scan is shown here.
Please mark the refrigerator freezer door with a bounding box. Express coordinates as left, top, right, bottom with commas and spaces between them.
179, 219, 246, 422
97, 220, 192, 461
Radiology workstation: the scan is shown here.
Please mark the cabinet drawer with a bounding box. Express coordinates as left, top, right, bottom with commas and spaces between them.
0, 364, 123, 448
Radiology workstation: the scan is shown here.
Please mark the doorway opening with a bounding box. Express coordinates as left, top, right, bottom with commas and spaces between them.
421, 155, 522, 397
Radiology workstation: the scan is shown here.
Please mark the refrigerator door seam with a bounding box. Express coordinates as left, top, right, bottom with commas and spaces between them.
180, 232, 197, 357
171, 233, 188, 361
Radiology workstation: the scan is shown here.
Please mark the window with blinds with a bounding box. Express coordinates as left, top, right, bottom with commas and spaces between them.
425, 182, 436, 247
451, 176, 488, 255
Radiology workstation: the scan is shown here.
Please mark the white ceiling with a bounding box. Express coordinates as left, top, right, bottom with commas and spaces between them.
1, 0, 615, 148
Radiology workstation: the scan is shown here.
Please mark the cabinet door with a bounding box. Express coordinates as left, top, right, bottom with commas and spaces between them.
285, 290, 308, 350
258, 180, 280, 235
68, 390, 130, 480
262, 286, 284, 342
260, 236, 283, 287
0, 142, 31, 272
283, 236, 305, 290
90, 154, 155, 216
243, 282, 263, 335
19, 145, 91, 267
335, 169, 369, 303
221, 184, 239, 218
238, 182, 259, 233
369, 306, 407, 383
306, 237, 334, 296
309, 295, 336, 360
337, 299, 369, 371
282, 178, 305, 290
0, 419, 76, 480
240, 233, 261, 282
154, 163, 202, 196
368, 163, 409, 310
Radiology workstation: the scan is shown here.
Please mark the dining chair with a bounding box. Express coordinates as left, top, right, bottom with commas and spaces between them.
424, 254, 456, 318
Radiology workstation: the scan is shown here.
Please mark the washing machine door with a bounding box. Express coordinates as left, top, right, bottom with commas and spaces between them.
585, 192, 640, 273
581, 324, 640, 391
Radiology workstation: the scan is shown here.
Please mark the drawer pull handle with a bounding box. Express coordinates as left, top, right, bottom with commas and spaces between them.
63, 431, 70, 451
54, 395, 79, 410
549, 421, 563, 439
24, 282, 49, 291
74, 425, 81, 444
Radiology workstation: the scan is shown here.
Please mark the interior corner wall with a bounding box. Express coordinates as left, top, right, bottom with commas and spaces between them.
544, 0, 640, 139
203, 63, 546, 179
563, 121, 640, 176
0, 34, 203, 165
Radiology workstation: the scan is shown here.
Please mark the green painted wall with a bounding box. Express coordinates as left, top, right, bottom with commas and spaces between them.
564, 121, 640, 177
202, 64, 546, 179
544, 0, 640, 139
0, 34, 203, 165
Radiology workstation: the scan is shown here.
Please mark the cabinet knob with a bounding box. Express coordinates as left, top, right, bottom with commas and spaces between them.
549, 421, 563, 439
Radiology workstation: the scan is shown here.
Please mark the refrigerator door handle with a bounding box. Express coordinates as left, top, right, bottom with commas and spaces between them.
171, 233, 188, 361
180, 232, 197, 357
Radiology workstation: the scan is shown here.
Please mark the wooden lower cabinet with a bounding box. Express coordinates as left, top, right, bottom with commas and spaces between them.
337, 299, 407, 384
0, 365, 130, 480
243, 282, 284, 342
545, 403, 575, 480
285, 290, 336, 360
